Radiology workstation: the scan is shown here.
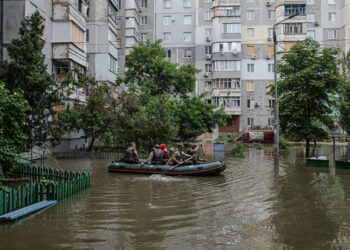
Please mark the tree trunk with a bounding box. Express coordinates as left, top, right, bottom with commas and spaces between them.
306, 138, 310, 157
314, 140, 317, 147
88, 136, 95, 151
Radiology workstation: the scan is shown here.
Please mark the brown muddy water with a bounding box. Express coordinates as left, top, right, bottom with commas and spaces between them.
2, 144, 350, 250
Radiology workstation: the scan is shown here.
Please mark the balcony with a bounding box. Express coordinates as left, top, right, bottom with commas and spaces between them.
213, 6, 240, 17
52, 43, 87, 67
212, 0, 240, 7
53, 0, 87, 23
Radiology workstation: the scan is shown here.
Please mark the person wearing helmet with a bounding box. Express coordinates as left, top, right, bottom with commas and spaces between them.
166, 144, 191, 165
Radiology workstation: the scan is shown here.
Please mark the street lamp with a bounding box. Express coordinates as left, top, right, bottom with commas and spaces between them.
273, 12, 299, 157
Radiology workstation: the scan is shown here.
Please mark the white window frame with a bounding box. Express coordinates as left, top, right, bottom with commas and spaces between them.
307, 13, 315, 22
328, 12, 336, 22
163, 16, 171, 25
184, 0, 191, 8
247, 28, 254, 38
163, 0, 171, 8
247, 118, 254, 127
204, 11, 212, 20
307, 30, 315, 39
184, 32, 192, 42
268, 10, 276, 20
164, 32, 171, 41
141, 16, 148, 25
224, 23, 241, 33
328, 29, 337, 39
328, 0, 336, 4
110, 55, 118, 73
247, 64, 254, 73
307, 0, 315, 5
184, 49, 192, 58
184, 15, 192, 25
247, 10, 254, 21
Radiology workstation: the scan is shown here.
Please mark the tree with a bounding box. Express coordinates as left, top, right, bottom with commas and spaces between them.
119, 40, 199, 96
339, 50, 350, 133
0, 83, 30, 177
276, 38, 340, 155
0, 11, 69, 147
60, 73, 118, 151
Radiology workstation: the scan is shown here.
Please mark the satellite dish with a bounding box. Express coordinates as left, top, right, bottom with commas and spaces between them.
232, 49, 239, 55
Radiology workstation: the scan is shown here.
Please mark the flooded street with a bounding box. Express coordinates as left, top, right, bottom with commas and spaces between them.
2, 144, 350, 249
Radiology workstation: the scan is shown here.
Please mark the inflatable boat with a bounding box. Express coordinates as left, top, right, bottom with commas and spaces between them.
108, 161, 225, 176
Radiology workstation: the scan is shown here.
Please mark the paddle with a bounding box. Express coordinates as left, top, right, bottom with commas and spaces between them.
201, 143, 206, 161
163, 156, 194, 175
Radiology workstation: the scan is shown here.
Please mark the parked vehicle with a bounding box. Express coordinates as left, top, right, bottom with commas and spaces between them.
234, 130, 274, 143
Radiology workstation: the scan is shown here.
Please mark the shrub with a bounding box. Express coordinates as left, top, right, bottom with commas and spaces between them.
231, 141, 245, 157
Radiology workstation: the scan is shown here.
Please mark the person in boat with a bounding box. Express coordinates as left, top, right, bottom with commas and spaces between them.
187, 143, 206, 164
123, 142, 139, 163
166, 144, 192, 166
160, 144, 169, 164
141, 144, 163, 166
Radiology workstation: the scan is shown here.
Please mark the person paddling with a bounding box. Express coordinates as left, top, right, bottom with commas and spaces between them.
187, 143, 206, 164
141, 144, 163, 166
123, 142, 139, 163
166, 144, 191, 166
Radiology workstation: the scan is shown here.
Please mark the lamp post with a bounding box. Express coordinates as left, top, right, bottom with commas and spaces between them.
273, 12, 299, 157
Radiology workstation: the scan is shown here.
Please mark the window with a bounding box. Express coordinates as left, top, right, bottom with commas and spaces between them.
284, 23, 303, 34
284, 4, 306, 16
71, 22, 85, 50
204, 0, 212, 3
246, 46, 255, 55
226, 7, 238, 16
164, 32, 171, 41
247, 118, 254, 127
212, 97, 219, 105
268, 63, 274, 72
247, 10, 254, 20
110, 55, 118, 73
268, 10, 276, 20
268, 46, 274, 55
109, 3, 118, 23
268, 28, 273, 38
204, 11, 212, 20
268, 117, 274, 126
222, 97, 241, 108
205, 64, 212, 73
247, 28, 254, 38
329, 12, 336, 21
213, 78, 240, 89
163, 0, 171, 8
184, 0, 191, 7
184, 32, 192, 41
141, 33, 147, 41
307, 30, 315, 39
328, 0, 336, 4
213, 61, 240, 71
141, 16, 148, 25
163, 16, 171, 25
205, 81, 212, 90
184, 49, 192, 58
247, 64, 254, 73
205, 46, 212, 54
184, 15, 192, 25
307, 0, 315, 5
269, 99, 275, 109
247, 81, 255, 91
205, 28, 212, 38
165, 49, 171, 58
307, 13, 315, 22
224, 23, 241, 33
141, 0, 147, 8
328, 30, 337, 39
247, 99, 254, 109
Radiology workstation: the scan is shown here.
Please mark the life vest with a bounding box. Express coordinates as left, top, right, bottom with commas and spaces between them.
175, 149, 186, 162
124, 146, 138, 163
151, 148, 163, 164
162, 149, 169, 160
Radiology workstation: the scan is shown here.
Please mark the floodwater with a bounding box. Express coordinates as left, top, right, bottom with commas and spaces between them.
2, 144, 350, 249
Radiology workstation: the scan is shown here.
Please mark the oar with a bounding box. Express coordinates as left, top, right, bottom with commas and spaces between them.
163, 156, 194, 175
201, 143, 206, 161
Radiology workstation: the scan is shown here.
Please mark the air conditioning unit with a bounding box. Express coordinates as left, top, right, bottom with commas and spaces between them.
266, 1, 272, 7
255, 102, 260, 108
206, 36, 211, 42
206, 54, 212, 60
251, 54, 257, 59
267, 37, 272, 41
171, 17, 176, 22
232, 49, 239, 55
204, 72, 209, 77
314, 21, 319, 26
266, 55, 271, 60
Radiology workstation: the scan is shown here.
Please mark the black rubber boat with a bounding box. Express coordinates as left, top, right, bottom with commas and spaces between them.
108, 161, 226, 176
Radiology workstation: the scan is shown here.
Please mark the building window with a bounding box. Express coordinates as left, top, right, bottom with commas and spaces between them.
246, 46, 255, 55
164, 32, 171, 41
141, 0, 147, 8
307, 30, 315, 39
205, 64, 212, 73
226, 7, 238, 16
108, 2, 118, 24
141, 33, 147, 41
268, 45, 274, 56
163, 16, 171, 25
204, 0, 212, 3
268, 28, 273, 38
307, 13, 315, 22
284, 4, 306, 16
213, 78, 240, 89
247, 99, 254, 109
223, 23, 241, 33
269, 99, 275, 109
247, 118, 254, 127
184, 49, 192, 58
141, 16, 148, 25
213, 61, 240, 71
184, 0, 191, 8
110, 55, 118, 73
329, 12, 336, 21
268, 10, 276, 20
184, 32, 192, 41
247, 10, 254, 20
212, 96, 220, 105
284, 23, 303, 34
184, 15, 192, 25
268, 117, 274, 126
307, 0, 315, 5
247, 81, 255, 91
165, 49, 171, 58
328, 0, 336, 4
204, 11, 212, 20
205, 28, 212, 39
163, 0, 171, 8
222, 97, 241, 108
71, 22, 85, 50
108, 29, 118, 47
268, 63, 274, 72
205, 46, 212, 54
205, 81, 212, 90
247, 64, 254, 73
328, 30, 337, 39
247, 28, 254, 37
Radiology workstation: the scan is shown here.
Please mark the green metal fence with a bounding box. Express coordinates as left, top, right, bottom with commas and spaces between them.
0, 164, 91, 216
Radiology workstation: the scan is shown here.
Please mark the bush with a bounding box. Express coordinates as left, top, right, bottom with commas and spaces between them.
279, 135, 289, 149
250, 143, 264, 150
231, 141, 245, 157
227, 132, 239, 143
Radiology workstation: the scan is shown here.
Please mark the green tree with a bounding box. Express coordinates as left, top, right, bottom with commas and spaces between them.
60, 74, 118, 151
276, 38, 340, 155
0, 83, 30, 177
339, 50, 350, 133
0, 11, 69, 147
